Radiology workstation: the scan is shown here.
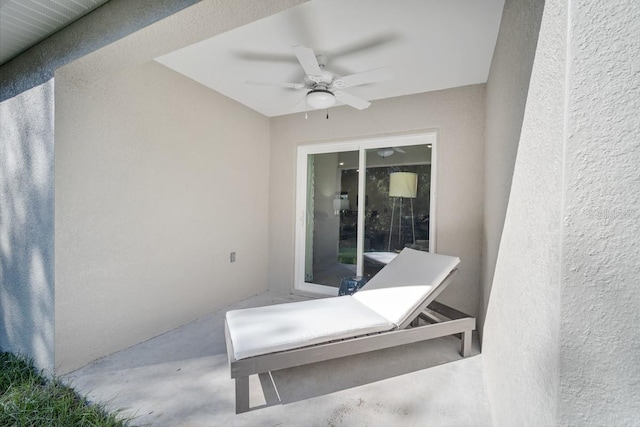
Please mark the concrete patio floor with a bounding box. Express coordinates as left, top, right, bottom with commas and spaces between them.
63, 292, 493, 426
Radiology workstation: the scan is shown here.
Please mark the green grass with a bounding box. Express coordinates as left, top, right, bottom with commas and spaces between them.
0, 352, 130, 427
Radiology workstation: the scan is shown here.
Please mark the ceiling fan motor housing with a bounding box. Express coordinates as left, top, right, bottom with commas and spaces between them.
306, 72, 334, 86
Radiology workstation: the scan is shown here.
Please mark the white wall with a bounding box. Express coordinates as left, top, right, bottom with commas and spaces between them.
482, 0, 565, 424
559, 0, 640, 423
54, 61, 271, 374
481, 0, 544, 337
0, 80, 55, 372
269, 86, 485, 316
48, 0, 306, 374
0, 0, 305, 375
483, 0, 640, 425
0, 0, 205, 376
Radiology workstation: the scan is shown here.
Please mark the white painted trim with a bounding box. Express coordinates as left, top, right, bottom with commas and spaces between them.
294, 131, 438, 295
429, 134, 438, 253
356, 146, 366, 277
294, 148, 306, 293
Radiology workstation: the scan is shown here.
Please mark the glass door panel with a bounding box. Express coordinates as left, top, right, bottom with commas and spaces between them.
304, 150, 359, 288
295, 133, 436, 295
362, 145, 432, 279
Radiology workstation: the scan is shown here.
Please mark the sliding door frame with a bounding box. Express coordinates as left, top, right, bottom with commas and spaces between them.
294, 131, 438, 296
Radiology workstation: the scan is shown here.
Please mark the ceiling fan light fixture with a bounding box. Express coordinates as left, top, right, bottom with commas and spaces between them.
377, 148, 395, 158
306, 88, 336, 109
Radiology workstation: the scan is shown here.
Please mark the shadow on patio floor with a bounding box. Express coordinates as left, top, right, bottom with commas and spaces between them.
63, 291, 491, 427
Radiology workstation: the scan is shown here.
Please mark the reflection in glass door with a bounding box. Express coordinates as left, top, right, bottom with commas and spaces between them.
295, 133, 436, 294
363, 145, 432, 279
304, 151, 359, 287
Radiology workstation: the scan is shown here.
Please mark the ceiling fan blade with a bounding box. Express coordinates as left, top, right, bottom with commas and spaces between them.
292, 45, 322, 76
332, 33, 398, 58
393, 147, 407, 154
232, 50, 297, 63
333, 67, 394, 89
334, 91, 371, 110
245, 80, 305, 90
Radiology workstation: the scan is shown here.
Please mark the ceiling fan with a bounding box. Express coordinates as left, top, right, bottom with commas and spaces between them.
247, 45, 393, 112
377, 147, 406, 158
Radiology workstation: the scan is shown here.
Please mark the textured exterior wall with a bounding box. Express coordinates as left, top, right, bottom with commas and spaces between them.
482, 0, 565, 424
52, 0, 305, 374
55, 61, 271, 374
480, 0, 544, 337
0, 0, 305, 373
0, 0, 187, 373
0, 80, 55, 371
269, 86, 485, 317
483, 0, 640, 425
559, 1, 640, 424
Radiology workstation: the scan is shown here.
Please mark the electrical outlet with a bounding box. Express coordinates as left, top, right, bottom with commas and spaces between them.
230, 252, 236, 263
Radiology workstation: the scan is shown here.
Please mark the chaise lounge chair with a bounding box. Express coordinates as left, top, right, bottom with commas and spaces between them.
224, 248, 476, 413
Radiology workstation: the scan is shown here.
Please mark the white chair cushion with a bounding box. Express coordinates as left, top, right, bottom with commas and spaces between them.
363, 248, 460, 291
226, 249, 460, 359
352, 286, 431, 327
363, 251, 398, 265
354, 249, 460, 326
226, 296, 394, 360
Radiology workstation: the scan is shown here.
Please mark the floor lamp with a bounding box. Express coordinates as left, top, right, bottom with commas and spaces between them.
388, 172, 418, 251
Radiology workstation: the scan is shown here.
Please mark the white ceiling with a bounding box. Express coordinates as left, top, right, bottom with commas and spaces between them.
0, 0, 504, 114
0, 0, 110, 65
156, 0, 504, 117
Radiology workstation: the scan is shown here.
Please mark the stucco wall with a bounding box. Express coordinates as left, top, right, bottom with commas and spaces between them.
482, 0, 565, 424
54, 60, 271, 374
0, 0, 304, 374
269, 86, 485, 317
0, 80, 55, 371
483, 0, 640, 425
480, 0, 543, 337
559, 1, 640, 424
0, 0, 203, 376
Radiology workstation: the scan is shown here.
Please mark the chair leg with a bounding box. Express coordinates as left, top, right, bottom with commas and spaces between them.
460, 330, 472, 357
235, 376, 250, 414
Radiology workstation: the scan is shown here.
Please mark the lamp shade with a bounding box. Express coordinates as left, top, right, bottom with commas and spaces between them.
389, 172, 417, 198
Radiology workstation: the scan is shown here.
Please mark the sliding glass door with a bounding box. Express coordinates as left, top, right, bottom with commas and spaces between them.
303, 150, 360, 288
295, 133, 436, 295
362, 146, 433, 279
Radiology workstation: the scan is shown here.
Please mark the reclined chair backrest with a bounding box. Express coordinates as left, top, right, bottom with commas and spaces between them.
353, 248, 460, 328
